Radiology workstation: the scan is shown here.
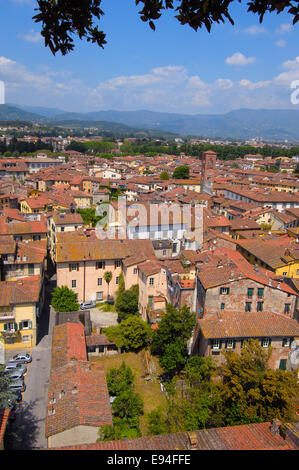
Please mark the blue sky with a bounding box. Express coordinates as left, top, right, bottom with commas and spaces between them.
0, 0, 298, 114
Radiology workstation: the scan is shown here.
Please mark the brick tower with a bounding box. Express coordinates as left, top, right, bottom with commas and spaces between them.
200, 150, 216, 194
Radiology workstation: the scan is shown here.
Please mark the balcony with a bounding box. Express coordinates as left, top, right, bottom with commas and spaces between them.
0, 311, 15, 320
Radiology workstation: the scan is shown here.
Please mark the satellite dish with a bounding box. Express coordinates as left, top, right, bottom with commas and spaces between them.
287, 341, 299, 371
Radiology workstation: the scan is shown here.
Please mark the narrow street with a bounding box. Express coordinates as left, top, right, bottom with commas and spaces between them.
5, 276, 56, 450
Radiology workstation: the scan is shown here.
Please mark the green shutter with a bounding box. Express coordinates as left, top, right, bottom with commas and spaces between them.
4, 323, 7, 331
14, 323, 18, 331
19, 322, 23, 330
279, 359, 287, 370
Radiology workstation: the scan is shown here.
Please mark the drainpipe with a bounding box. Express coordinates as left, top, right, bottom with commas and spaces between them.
83, 258, 86, 302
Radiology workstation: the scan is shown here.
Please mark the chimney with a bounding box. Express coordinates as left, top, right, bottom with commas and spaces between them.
187, 431, 198, 450
270, 419, 282, 436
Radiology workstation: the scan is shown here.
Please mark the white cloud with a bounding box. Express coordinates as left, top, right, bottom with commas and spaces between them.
276, 23, 293, 34
275, 39, 287, 48
3, 54, 299, 114
242, 25, 268, 35
19, 29, 42, 44
225, 52, 256, 66
274, 57, 299, 87
214, 78, 234, 89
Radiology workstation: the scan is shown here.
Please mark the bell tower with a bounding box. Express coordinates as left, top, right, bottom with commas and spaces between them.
200, 150, 216, 194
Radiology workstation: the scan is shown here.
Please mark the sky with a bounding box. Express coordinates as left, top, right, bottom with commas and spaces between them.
0, 0, 298, 114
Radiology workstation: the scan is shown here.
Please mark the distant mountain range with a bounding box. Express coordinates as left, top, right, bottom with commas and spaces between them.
2, 104, 299, 141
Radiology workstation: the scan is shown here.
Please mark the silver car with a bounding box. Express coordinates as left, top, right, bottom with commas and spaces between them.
8, 353, 32, 364
8, 379, 25, 393
4, 363, 27, 374
80, 301, 96, 310
7, 370, 25, 381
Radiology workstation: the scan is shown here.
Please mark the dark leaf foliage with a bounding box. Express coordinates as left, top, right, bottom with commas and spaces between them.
32, 0, 298, 55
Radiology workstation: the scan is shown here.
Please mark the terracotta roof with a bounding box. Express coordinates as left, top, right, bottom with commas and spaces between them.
56, 238, 156, 264
197, 247, 297, 295
0, 275, 41, 307
0, 409, 10, 448
85, 334, 115, 347
52, 212, 83, 225
50, 323, 87, 371
199, 311, 299, 339
0, 217, 47, 236
46, 360, 112, 437
51, 422, 297, 450
238, 237, 299, 269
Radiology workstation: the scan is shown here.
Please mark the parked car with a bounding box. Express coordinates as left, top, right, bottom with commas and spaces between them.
8, 379, 25, 393
80, 301, 96, 310
4, 363, 27, 374
7, 370, 25, 381
8, 353, 32, 364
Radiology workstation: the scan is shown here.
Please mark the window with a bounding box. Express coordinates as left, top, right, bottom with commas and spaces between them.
28, 263, 34, 275
96, 261, 105, 270
19, 320, 31, 330
257, 301, 263, 312
61, 226, 65, 232
96, 291, 103, 300
212, 339, 220, 350
116, 277, 119, 285
72, 280, 76, 288
33, 235, 41, 241
133, 268, 138, 275
283, 272, 287, 276
4, 322, 17, 332
245, 302, 252, 312
284, 303, 291, 314
162, 249, 167, 256
220, 303, 225, 310
247, 288, 253, 298
149, 277, 154, 286
22, 335, 30, 343
257, 288, 264, 298
226, 339, 234, 349
70, 263, 78, 271
148, 296, 153, 308
115, 260, 122, 268
261, 338, 270, 348
97, 278, 102, 286
220, 287, 230, 295
282, 338, 291, 348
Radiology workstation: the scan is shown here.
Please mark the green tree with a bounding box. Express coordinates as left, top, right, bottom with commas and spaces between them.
172, 165, 190, 179
160, 171, 170, 180
51, 285, 79, 312
105, 316, 152, 352
31, 1, 299, 56
0, 370, 19, 409
147, 407, 168, 436
103, 271, 113, 299
115, 272, 125, 303
185, 356, 217, 387
151, 304, 195, 358
106, 361, 134, 396
115, 285, 139, 322
112, 389, 144, 421
220, 339, 298, 424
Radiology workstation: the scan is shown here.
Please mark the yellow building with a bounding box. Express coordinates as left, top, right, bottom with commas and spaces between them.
237, 237, 299, 278
0, 275, 44, 351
